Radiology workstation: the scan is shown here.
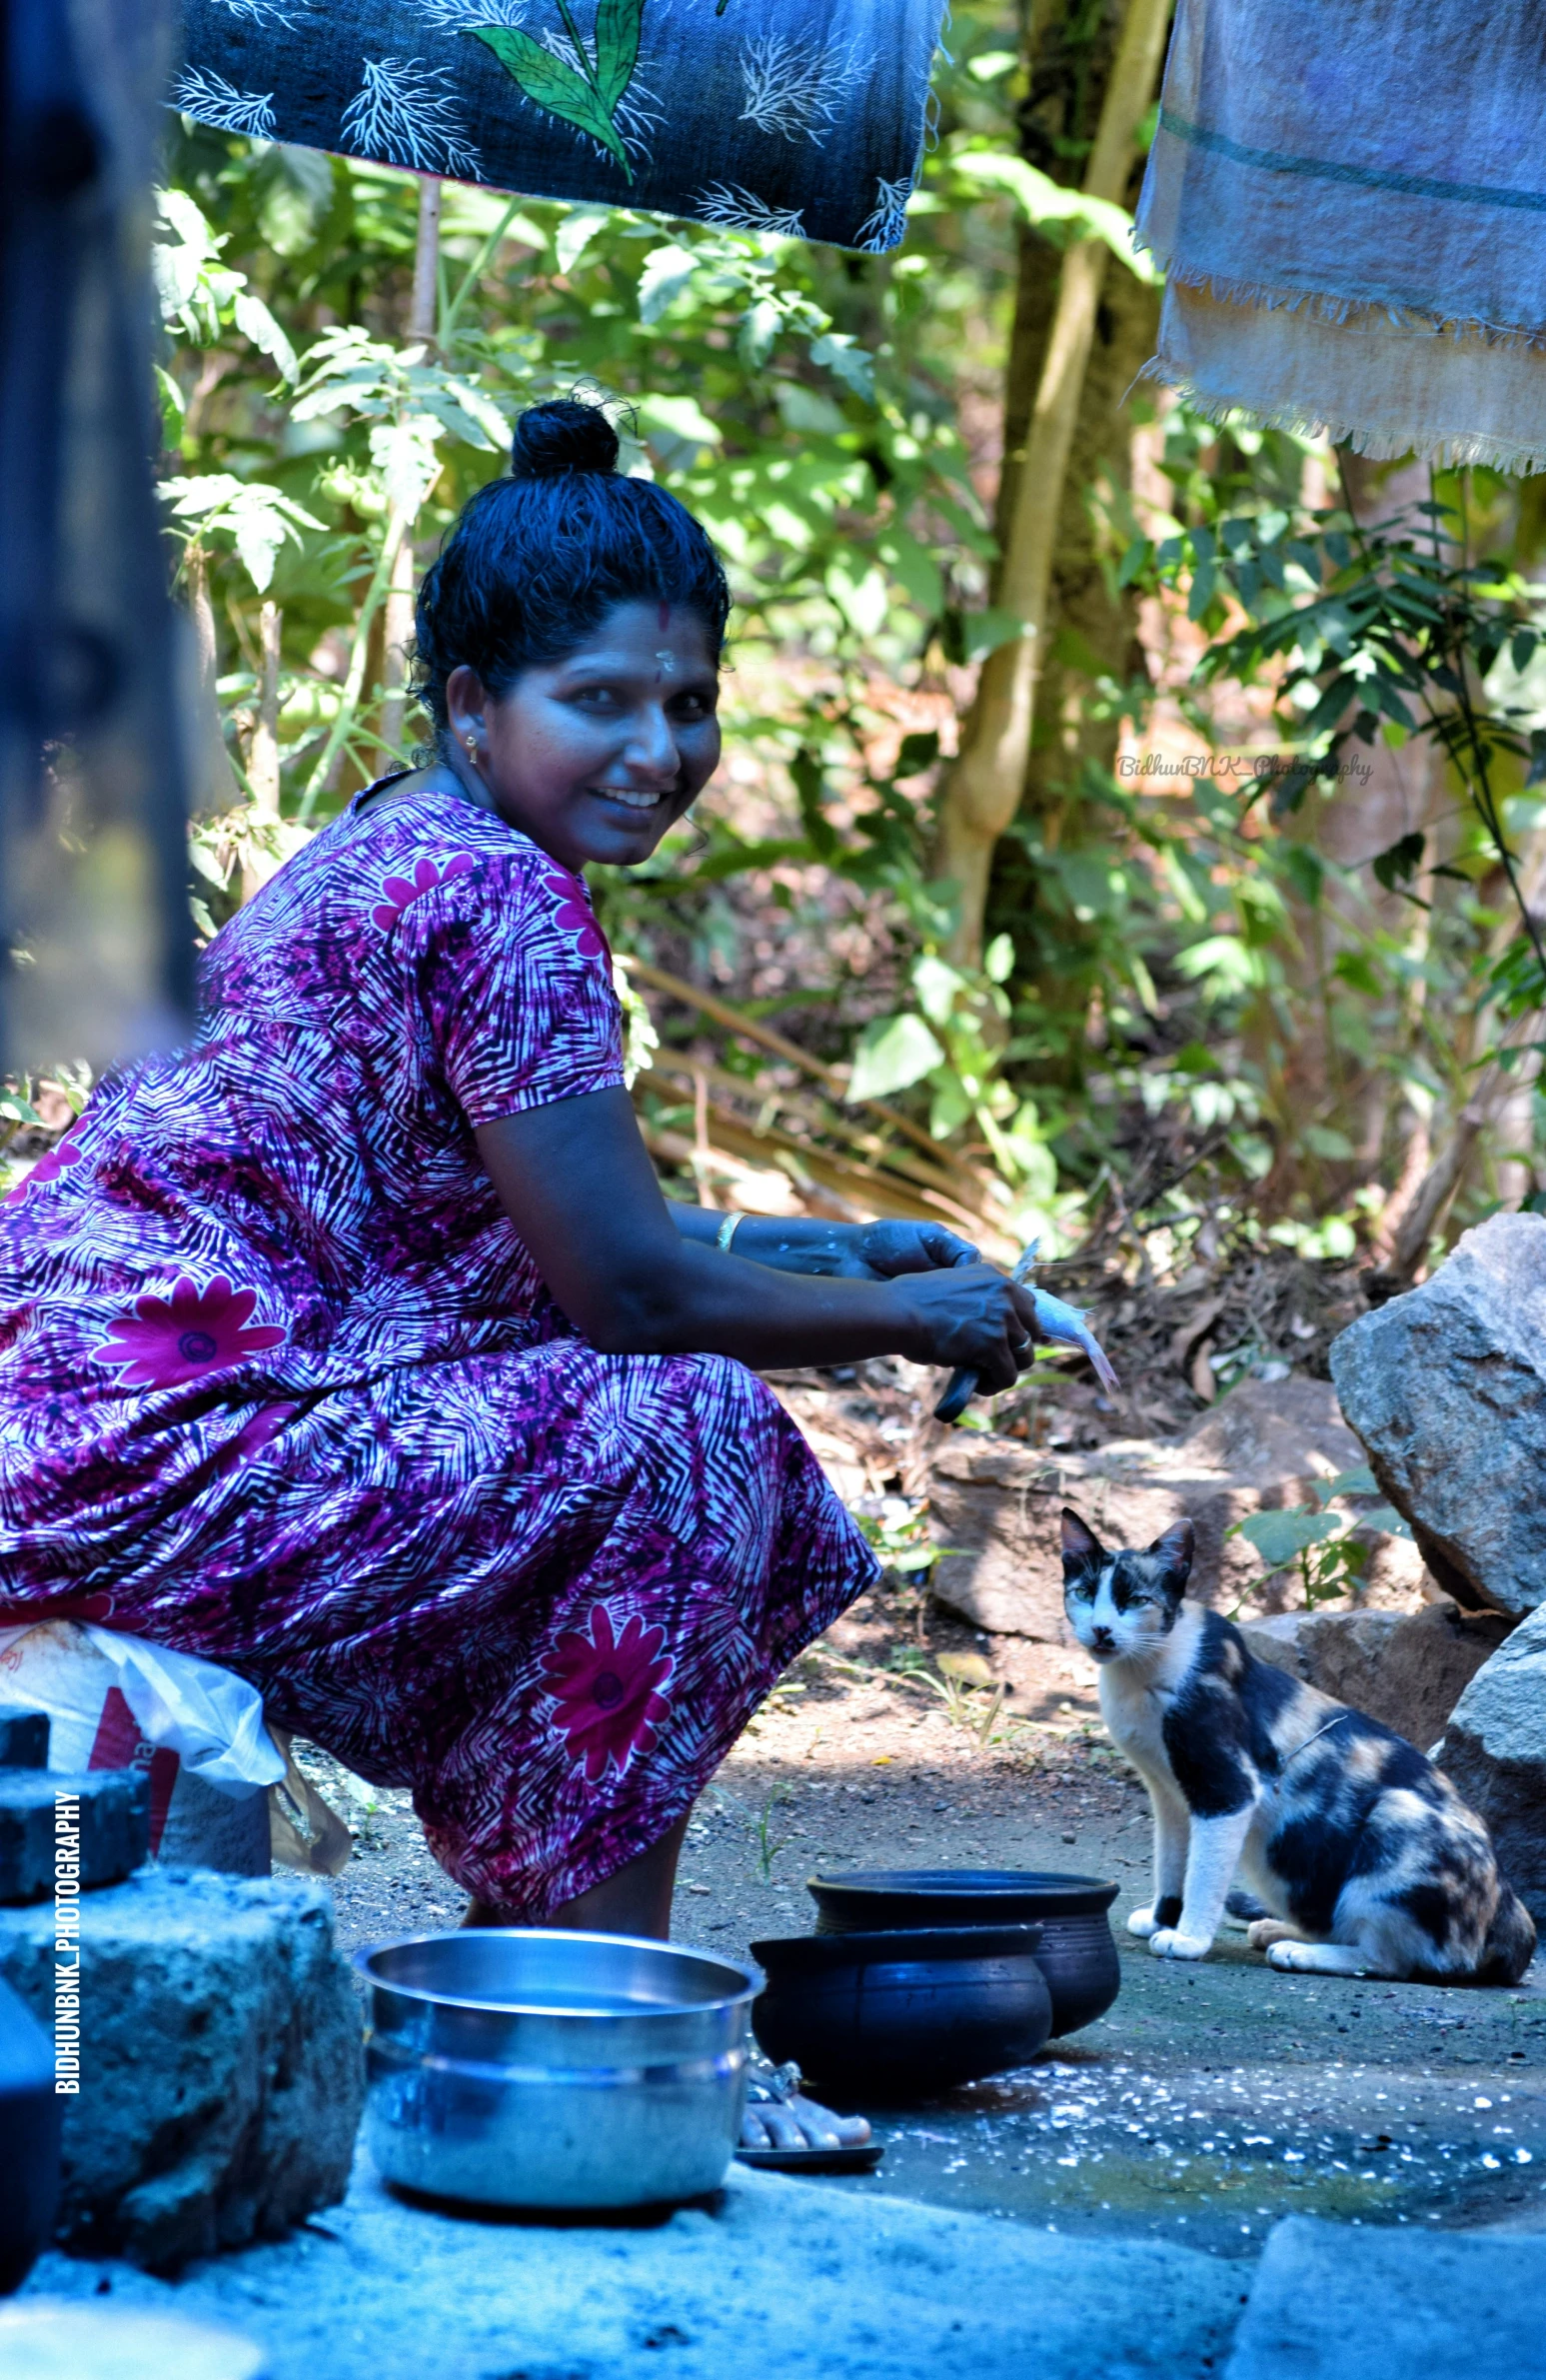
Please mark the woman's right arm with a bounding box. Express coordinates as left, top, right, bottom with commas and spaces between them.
475, 1087, 1038, 1390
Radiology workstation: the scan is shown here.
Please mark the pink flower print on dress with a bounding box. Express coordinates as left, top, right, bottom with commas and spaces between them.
542, 867, 611, 965
92, 1275, 288, 1390
3, 1132, 85, 1204
542, 1603, 675, 1782
371, 852, 478, 932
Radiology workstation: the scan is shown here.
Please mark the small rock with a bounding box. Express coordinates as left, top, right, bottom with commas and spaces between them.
1331, 1211, 1546, 1617
1240, 1601, 1513, 1750
1438, 1601, 1546, 1925
0, 1867, 363, 2269
0, 1770, 149, 1906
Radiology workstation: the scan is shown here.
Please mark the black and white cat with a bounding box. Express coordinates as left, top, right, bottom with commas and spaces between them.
1060, 1506, 1536, 1983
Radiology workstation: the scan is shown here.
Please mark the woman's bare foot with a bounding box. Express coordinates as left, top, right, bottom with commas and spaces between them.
740, 2061, 871, 2155
740, 2089, 872, 2154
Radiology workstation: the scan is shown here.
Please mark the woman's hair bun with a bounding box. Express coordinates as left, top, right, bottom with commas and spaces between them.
509, 397, 620, 480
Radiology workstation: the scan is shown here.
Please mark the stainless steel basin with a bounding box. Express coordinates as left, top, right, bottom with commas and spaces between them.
356, 1928, 760, 2211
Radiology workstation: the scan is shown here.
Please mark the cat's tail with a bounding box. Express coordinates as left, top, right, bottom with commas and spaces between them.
1478, 1882, 1537, 1985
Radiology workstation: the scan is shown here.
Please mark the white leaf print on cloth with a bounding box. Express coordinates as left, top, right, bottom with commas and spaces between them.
737, 33, 873, 149
693, 182, 806, 239
417, 0, 528, 26
171, 68, 277, 140
205, 0, 306, 24
341, 57, 482, 179
852, 175, 914, 254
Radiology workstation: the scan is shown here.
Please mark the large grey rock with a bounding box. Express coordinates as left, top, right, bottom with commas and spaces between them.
1240, 1598, 1514, 1750
21, 2151, 1245, 2380
0, 1868, 363, 2270
930, 1377, 1421, 1640
0, 1768, 149, 1905
1224, 2214, 1546, 2378
1331, 1211, 1546, 1616
1439, 1600, 1546, 1924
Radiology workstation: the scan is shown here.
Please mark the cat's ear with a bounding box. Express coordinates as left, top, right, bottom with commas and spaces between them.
1060, 1506, 1104, 1570
1146, 1516, 1196, 1596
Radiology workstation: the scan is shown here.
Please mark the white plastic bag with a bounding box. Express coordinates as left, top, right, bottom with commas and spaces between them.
0, 1620, 283, 1874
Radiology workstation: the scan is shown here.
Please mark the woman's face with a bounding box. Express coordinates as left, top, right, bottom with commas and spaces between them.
444, 600, 721, 873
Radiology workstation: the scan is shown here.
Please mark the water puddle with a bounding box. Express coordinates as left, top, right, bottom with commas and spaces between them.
823, 2051, 1546, 2257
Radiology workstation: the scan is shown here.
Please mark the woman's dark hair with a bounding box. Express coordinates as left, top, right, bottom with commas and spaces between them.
410, 396, 731, 740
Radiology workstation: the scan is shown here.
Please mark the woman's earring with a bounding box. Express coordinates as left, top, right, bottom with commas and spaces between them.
465, 735, 477, 755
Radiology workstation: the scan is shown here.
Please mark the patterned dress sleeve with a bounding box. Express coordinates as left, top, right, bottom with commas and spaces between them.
419, 846, 626, 1127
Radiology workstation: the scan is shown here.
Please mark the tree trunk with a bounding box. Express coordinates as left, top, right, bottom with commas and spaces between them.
933, 0, 1172, 968
240, 600, 283, 904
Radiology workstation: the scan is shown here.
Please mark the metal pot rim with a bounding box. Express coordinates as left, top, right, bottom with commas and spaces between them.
355, 1925, 763, 2018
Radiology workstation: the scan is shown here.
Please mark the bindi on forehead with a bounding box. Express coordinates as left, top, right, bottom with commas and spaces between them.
658, 602, 671, 631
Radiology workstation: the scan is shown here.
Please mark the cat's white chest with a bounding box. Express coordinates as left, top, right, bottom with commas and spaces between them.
1098, 1667, 1180, 1797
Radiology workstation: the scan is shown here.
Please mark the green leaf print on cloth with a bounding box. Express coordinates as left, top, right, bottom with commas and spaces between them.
471, 0, 647, 185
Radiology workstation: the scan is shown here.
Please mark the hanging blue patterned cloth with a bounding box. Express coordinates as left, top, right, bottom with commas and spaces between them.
174, 0, 944, 253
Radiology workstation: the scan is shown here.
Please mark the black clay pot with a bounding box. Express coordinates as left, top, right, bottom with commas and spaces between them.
807, 1869, 1120, 2039
0, 1977, 62, 2293
750, 1923, 1051, 2101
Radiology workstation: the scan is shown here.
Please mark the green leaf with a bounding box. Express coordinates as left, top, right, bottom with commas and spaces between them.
555, 206, 611, 272
470, 27, 632, 180
232, 291, 299, 385
638, 244, 699, 324
1371, 830, 1425, 892
808, 332, 874, 403
846, 1013, 945, 1103
1232, 1506, 1341, 1572
595, 0, 645, 111
983, 933, 1015, 984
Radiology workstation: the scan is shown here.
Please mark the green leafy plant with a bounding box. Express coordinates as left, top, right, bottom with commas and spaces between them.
1228, 1466, 1413, 1612
471, 0, 648, 184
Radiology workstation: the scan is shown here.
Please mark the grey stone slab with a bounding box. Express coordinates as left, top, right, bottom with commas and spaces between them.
1225, 2215, 1546, 2379
0, 1868, 363, 2270
0, 1768, 148, 1905
24, 2151, 1248, 2380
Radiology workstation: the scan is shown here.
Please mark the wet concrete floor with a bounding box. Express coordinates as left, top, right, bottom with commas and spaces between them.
825, 1920, 1546, 2258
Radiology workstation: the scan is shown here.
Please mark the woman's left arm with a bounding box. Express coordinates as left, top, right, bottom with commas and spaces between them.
667, 1207, 979, 1281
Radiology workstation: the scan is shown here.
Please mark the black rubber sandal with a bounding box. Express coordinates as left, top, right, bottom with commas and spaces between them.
734, 2064, 885, 2174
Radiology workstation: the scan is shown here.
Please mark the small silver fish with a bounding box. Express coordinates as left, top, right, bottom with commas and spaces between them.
1016, 1239, 1121, 1393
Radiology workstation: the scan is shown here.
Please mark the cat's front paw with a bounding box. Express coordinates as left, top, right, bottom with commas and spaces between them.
1149, 1927, 1212, 1961
1127, 1906, 1161, 1938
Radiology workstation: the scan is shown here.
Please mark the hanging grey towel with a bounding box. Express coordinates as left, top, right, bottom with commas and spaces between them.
172, 0, 944, 253
1134, 0, 1546, 472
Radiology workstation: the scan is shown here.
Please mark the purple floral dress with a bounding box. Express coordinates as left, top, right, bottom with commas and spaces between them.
0, 789, 876, 1915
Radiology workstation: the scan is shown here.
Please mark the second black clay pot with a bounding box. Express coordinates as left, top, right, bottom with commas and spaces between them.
806, 1869, 1121, 2038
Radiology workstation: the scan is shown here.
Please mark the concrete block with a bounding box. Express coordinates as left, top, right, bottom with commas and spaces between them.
0, 1868, 363, 2270
0, 1710, 49, 1768
0, 1769, 148, 1906
1224, 2214, 1546, 2379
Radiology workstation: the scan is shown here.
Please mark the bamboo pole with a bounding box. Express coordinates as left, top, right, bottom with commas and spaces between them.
932, 0, 1173, 967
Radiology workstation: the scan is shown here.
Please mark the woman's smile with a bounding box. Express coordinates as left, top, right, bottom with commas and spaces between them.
444, 601, 722, 874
